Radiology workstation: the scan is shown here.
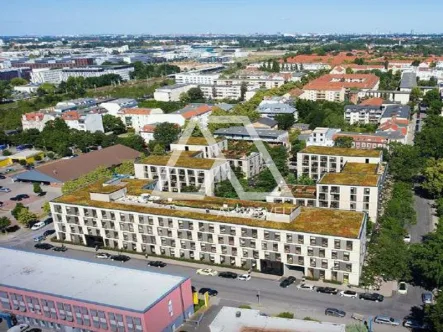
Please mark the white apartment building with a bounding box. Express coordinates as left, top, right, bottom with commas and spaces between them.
214, 127, 290, 147
219, 151, 264, 179
117, 108, 164, 133
154, 84, 198, 102
139, 124, 157, 144
134, 155, 231, 196
61, 112, 104, 133
297, 146, 382, 181
99, 98, 138, 116
170, 138, 228, 158
21, 112, 56, 131
214, 78, 285, 89
50, 179, 367, 284
175, 73, 220, 85
303, 127, 342, 147
344, 105, 384, 125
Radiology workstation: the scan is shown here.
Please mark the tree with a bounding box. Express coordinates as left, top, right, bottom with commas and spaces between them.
387, 143, 423, 182
102, 114, 126, 134
334, 136, 354, 148
422, 158, 443, 197
33, 183, 42, 195
2, 149, 12, 156
0, 81, 12, 101
186, 87, 205, 103
272, 60, 280, 73
152, 143, 166, 155
410, 86, 424, 104
0, 217, 11, 233
240, 82, 248, 101
11, 203, 26, 219
415, 116, 443, 159
37, 83, 56, 96
153, 122, 181, 147
353, 58, 365, 65
423, 89, 441, 106
42, 202, 51, 215
17, 209, 37, 227
425, 294, 443, 331
10, 77, 28, 86
411, 59, 421, 67
117, 134, 145, 152
275, 113, 295, 130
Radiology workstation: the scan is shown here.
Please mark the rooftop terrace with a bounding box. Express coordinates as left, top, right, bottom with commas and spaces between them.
319, 172, 380, 187
300, 146, 381, 158
137, 155, 224, 170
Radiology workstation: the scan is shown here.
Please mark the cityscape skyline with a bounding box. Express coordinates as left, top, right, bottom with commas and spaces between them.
1, 0, 442, 36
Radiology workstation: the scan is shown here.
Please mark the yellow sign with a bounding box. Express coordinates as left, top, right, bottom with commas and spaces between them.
204, 292, 209, 307
193, 292, 199, 305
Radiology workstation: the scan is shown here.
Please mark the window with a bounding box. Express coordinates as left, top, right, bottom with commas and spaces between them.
297, 235, 304, 244
0, 291, 10, 310
168, 300, 173, 317
334, 239, 341, 249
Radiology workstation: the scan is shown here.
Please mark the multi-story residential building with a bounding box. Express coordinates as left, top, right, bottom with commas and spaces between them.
154, 84, 198, 102
297, 146, 382, 181
0, 248, 193, 332
173, 103, 213, 128
99, 98, 138, 116
266, 185, 317, 207
117, 108, 164, 133
331, 64, 385, 74
214, 78, 285, 89
61, 111, 104, 133
139, 124, 158, 144
199, 84, 257, 101
134, 154, 230, 196
218, 150, 264, 179
55, 98, 97, 112
21, 112, 56, 131
50, 179, 367, 284
333, 131, 406, 149
317, 162, 385, 222
175, 73, 220, 85
399, 72, 417, 92
300, 127, 342, 147
214, 127, 289, 146
301, 74, 380, 102
379, 105, 410, 124
257, 102, 298, 121
170, 137, 228, 158
0, 67, 31, 81
344, 105, 384, 125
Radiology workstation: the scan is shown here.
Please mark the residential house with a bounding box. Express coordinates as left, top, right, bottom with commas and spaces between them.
118, 108, 164, 133
154, 84, 198, 102
61, 111, 104, 133
252, 118, 278, 129
99, 98, 138, 116
214, 126, 289, 146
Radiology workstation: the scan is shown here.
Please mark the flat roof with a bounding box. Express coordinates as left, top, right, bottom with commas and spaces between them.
173, 137, 224, 146
215, 126, 286, 139
0, 248, 186, 313
10, 149, 43, 159
300, 146, 381, 158
137, 155, 223, 170
342, 162, 378, 174
319, 172, 379, 187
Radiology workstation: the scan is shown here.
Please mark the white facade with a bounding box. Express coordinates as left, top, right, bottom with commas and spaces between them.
64, 113, 104, 133
13, 84, 40, 94
143, 114, 186, 127
118, 108, 164, 133
305, 127, 342, 147
214, 78, 285, 89
175, 73, 220, 85
21, 113, 56, 131
154, 84, 197, 102
99, 99, 138, 116
170, 139, 228, 158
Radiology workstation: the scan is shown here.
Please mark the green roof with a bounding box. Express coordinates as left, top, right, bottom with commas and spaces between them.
301, 146, 381, 158
137, 155, 223, 170
342, 162, 378, 174
174, 137, 224, 146
319, 172, 379, 187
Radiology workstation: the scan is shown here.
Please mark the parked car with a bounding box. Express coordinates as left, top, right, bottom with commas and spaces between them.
404, 319, 428, 329
31, 221, 46, 231
52, 246, 67, 252
374, 316, 400, 326
403, 234, 411, 243
147, 261, 167, 268
339, 290, 358, 298
398, 282, 408, 294
43, 229, 56, 237
110, 255, 130, 262
10, 194, 29, 201
43, 217, 53, 225
325, 308, 346, 317
196, 268, 218, 276
95, 253, 112, 259
0, 175, 6, 180
296, 283, 316, 291
218, 271, 238, 279
358, 292, 384, 302
34, 243, 54, 250
279, 276, 296, 288
316, 287, 338, 295
238, 274, 251, 281
198, 288, 218, 296
33, 235, 45, 242
422, 292, 433, 304
0, 188, 11, 193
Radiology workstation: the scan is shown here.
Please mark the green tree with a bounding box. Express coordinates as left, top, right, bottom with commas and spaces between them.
117, 134, 145, 152
10, 77, 28, 86
353, 58, 365, 65
152, 143, 166, 155
17, 209, 37, 227
33, 182, 42, 195
11, 203, 26, 219
410, 86, 424, 104
423, 89, 441, 106
37, 83, 56, 96
345, 67, 354, 74
422, 158, 443, 197
186, 87, 205, 103
411, 59, 421, 67
240, 82, 248, 101
0, 81, 12, 101
42, 202, 51, 215
0, 216, 11, 233
334, 136, 354, 148
215, 179, 239, 198
272, 60, 280, 73
153, 122, 181, 147
2, 149, 12, 156
415, 116, 443, 159
274, 113, 295, 130
387, 143, 423, 182
102, 114, 126, 134
425, 294, 443, 331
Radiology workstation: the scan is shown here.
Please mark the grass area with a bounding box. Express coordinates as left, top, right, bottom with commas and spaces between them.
137, 155, 220, 170
319, 172, 380, 186
342, 162, 379, 174
276, 312, 294, 319
301, 146, 381, 157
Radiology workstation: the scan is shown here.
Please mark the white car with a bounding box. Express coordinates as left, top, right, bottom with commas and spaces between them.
31, 221, 45, 231
403, 234, 411, 243
339, 290, 358, 298
0, 188, 11, 193
296, 283, 316, 291
398, 282, 408, 295
95, 253, 112, 259
196, 268, 218, 276
238, 274, 251, 281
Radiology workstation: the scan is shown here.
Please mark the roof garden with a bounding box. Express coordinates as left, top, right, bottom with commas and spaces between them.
290, 185, 317, 198
54, 182, 364, 238
173, 137, 224, 146
137, 155, 223, 170
342, 162, 378, 174
319, 172, 379, 187
301, 146, 381, 158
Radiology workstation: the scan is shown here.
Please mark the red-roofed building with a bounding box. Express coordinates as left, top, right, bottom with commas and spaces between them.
301, 74, 380, 102
174, 104, 213, 128
359, 97, 385, 106
61, 111, 81, 121
333, 131, 406, 149
140, 124, 158, 144
331, 64, 385, 74
117, 108, 164, 133
22, 112, 56, 131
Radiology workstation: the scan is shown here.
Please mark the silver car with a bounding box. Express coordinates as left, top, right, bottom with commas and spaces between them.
374, 316, 400, 326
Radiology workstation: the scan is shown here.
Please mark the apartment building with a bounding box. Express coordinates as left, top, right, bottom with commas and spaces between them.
297, 146, 382, 181
214, 127, 289, 146
21, 112, 56, 131
117, 108, 164, 133
50, 179, 367, 284
257, 102, 298, 121
379, 105, 410, 125
61, 111, 104, 133
317, 162, 384, 222
214, 78, 285, 89
134, 154, 230, 196
301, 74, 380, 102
333, 131, 406, 149
0, 248, 193, 332
300, 127, 342, 147
344, 105, 384, 125
154, 84, 197, 102
175, 73, 220, 85
173, 103, 213, 128
170, 137, 228, 158
99, 98, 138, 116
219, 150, 264, 179
200, 84, 243, 100
139, 124, 157, 144
266, 185, 317, 207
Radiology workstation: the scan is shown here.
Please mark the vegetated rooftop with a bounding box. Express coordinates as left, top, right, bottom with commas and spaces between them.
137, 155, 223, 169
54, 182, 364, 238
301, 146, 381, 158
319, 172, 380, 187
342, 162, 378, 174
290, 185, 317, 198
174, 137, 224, 146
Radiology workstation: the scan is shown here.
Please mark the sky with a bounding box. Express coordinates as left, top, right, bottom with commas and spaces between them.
1, 0, 442, 36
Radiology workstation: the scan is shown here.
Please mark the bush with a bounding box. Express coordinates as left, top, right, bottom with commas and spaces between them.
11, 203, 26, 219
46, 152, 55, 159
276, 312, 294, 319
34, 155, 42, 161
18, 159, 27, 166
303, 317, 320, 322
238, 305, 252, 309
2, 149, 11, 156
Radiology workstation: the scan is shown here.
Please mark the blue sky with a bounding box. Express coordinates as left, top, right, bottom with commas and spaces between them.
1, 0, 441, 36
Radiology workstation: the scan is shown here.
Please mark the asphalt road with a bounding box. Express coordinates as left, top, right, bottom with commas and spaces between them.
410, 188, 435, 243
0, 230, 425, 331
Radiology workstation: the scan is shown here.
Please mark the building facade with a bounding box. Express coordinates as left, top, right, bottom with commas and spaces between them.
175, 73, 220, 85
154, 84, 198, 102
